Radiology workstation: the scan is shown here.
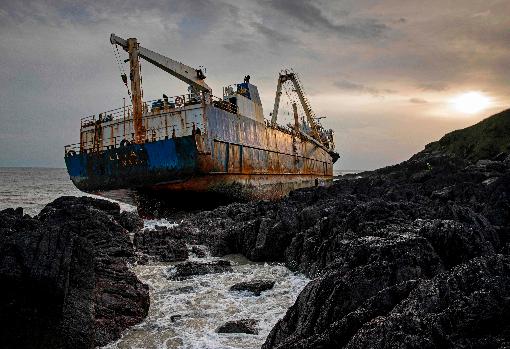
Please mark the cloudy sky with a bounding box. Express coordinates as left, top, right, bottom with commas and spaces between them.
0, 0, 509, 170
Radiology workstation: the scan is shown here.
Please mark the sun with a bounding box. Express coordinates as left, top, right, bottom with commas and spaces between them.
450, 91, 491, 114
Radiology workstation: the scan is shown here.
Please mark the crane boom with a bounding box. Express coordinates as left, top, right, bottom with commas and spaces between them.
110, 34, 211, 93
271, 70, 337, 156
271, 71, 320, 139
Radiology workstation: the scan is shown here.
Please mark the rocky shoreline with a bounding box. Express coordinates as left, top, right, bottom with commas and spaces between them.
165, 147, 510, 348
1, 111, 509, 348
0, 197, 149, 348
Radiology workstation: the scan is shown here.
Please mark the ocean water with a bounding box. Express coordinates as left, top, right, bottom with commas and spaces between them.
0, 167, 309, 349
0, 167, 135, 215
104, 250, 308, 349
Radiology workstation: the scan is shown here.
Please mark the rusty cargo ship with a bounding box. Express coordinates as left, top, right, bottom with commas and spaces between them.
64, 34, 338, 200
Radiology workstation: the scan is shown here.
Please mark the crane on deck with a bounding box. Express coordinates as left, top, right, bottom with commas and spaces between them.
109, 33, 211, 144
271, 70, 336, 155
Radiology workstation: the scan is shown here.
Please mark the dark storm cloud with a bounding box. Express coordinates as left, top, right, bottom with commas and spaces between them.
251, 22, 301, 47
334, 80, 395, 96
418, 82, 449, 92
222, 39, 254, 54
0, 0, 238, 33
266, 0, 388, 39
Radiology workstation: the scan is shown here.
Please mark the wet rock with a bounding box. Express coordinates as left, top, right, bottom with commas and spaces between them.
217, 319, 259, 335
431, 185, 454, 200
168, 286, 194, 295
475, 159, 507, 172
483, 177, 499, 186
0, 196, 149, 349
146, 113, 510, 347
135, 251, 150, 265
190, 245, 207, 258
170, 314, 182, 322
118, 210, 143, 233
167, 260, 233, 280
230, 280, 275, 296
168, 142, 509, 348
0, 206, 24, 218
134, 227, 188, 262
492, 152, 508, 161
345, 255, 510, 349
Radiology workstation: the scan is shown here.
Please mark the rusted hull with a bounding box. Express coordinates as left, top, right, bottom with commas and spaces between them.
149, 173, 332, 200
65, 105, 336, 200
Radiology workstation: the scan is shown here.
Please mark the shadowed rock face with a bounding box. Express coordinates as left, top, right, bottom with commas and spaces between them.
217, 319, 259, 335
159, 148, 510, 348
134, 226, 188, 262
343, 255, 510, 349
0, 196, 149, 349
230, 280, 275, 296
167, 260, 233, 280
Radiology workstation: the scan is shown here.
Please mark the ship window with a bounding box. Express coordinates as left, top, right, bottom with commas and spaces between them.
229, 97, 237, 106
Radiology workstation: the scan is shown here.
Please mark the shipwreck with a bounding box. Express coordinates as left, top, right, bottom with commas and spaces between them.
64, 34, 339, 199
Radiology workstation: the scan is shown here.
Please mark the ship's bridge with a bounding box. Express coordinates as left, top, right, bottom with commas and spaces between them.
222, 82, 264, 124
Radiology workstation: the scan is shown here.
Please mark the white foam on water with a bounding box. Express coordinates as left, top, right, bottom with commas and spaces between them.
103, 239, 309, 349
143, 218, 179, 230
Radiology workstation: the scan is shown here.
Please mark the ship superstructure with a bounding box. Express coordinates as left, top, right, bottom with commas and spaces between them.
64, 34, 338, 199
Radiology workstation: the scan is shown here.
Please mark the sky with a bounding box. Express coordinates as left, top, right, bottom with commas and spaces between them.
0, 0, 509, 170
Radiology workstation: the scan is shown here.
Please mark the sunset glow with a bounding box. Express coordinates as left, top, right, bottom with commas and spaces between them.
451, 92, 491, 114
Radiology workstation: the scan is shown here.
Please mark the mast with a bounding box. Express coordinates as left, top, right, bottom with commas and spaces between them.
292, 102, 299, 133
271, 74, 284, 125
127, 38, 145, 144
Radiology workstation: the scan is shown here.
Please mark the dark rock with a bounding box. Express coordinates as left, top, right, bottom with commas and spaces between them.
168, 286, 194, 295
118, 210, 143, 233
345, 255, 510, 349
217, 319, 258, 335
162, 129, 510, 348
170, 314, 182, 322
190, 245, 207, 258
230, 280, 275, 296
0, 196, 149, 349
167, 260, 233, 280
492, 152, 508, 161
0, 206, 24, 218
474, 159, 507, 172
134, 227, 188, 262
431, 185, 454, 200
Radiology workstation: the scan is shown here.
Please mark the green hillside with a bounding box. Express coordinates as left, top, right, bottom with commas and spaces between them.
425, 108, 510, 161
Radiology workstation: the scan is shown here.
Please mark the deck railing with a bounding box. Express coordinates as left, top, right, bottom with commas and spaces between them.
79, 94, 237, 129
64, 121, 203, 156
65, 94, 239, 156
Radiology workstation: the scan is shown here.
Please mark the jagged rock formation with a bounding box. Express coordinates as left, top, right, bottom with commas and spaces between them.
162, 111, 510, 348
217, 319, 259, 335
167, 260, 233, 280
134, 226, 188, 262
0, 196, 149, 349
230, 280, 276, 296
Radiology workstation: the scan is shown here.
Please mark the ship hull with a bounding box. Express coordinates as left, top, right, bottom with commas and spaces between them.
148, 173, 332, 200
65, 105, 336, 200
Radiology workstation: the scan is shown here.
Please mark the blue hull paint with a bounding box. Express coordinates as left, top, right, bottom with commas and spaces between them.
65, 135, 199, 191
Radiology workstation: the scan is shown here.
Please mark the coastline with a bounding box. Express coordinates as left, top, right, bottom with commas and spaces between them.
1, 110, 509, 348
